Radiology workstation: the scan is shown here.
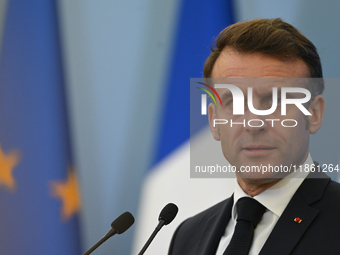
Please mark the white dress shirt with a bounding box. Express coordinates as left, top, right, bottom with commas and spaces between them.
216, 154, 313, 255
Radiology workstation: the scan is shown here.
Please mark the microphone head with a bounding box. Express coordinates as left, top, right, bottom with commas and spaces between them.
159, 203, 178, 225
111, 212, 135, 234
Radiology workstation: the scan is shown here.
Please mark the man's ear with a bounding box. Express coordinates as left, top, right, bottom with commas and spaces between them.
208, 103, 221, 141
308, 95, 325, 134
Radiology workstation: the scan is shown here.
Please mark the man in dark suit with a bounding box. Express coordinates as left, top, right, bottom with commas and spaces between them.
169, 18, 340, 254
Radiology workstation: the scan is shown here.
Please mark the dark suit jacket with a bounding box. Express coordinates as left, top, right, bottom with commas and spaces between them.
168, 171, 340, 255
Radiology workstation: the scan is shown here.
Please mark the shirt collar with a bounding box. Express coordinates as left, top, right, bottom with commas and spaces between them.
232, 154, 313, 219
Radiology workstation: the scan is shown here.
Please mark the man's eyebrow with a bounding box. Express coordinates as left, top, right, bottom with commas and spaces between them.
220, 91, 233, 102
219, 87, 284, 102
246, 86, 283, 100
259, 88, 282, 98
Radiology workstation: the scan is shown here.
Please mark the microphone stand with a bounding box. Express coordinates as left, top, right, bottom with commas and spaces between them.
138, 219, 165, 255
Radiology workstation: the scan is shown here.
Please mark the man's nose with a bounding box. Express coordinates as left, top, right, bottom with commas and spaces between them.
243, 100, 269, 133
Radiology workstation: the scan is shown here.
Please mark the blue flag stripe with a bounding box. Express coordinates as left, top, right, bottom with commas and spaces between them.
152, 0, 235, 166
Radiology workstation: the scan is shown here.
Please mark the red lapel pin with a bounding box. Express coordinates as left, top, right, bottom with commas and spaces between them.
294, 217, 302, 223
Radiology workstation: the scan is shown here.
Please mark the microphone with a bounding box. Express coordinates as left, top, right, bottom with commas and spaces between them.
83, 211, 135, 255
138, 203, 179, 255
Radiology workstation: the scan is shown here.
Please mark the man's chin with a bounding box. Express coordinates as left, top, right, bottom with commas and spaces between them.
235, 171, 289, 182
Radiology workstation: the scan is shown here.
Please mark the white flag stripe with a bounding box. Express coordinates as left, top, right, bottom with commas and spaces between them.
132, 127, 235, 255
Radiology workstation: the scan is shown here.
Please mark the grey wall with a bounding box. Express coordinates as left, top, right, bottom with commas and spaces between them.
57, 0, 179, 254
0, 0, 7, 57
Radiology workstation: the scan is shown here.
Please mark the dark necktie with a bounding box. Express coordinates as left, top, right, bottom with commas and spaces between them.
223, 197, 266, 255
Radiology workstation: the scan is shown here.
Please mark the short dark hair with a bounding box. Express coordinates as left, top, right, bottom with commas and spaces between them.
204, 18, 324, 98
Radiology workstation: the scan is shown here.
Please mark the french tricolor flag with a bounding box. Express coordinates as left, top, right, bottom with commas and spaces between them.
132, 1, 235, 254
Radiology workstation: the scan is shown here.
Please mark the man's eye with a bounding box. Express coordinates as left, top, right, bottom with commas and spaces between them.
267, 98, 281, 104
226, 100, 233, 107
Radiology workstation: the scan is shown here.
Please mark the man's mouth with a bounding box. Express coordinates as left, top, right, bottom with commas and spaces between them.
245, 148, 272, 150
242, 146, 275, 156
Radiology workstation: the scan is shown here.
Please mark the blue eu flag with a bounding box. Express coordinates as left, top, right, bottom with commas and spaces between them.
0, 0, 82, 254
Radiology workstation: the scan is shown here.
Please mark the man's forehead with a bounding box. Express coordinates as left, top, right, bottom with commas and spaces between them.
210, 78, 308, 90
210, 78, 309, 101
211, 47, 309, 79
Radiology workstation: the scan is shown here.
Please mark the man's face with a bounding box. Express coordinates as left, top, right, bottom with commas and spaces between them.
208, 47, 319, 182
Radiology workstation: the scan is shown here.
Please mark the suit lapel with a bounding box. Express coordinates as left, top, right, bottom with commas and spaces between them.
198, 196, 234, 255
259, 191, 318, 255
259, 171, 330, 255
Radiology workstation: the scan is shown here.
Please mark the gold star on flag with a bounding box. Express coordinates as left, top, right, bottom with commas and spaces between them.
51, 168, 81, 221
0, 143, 20, 192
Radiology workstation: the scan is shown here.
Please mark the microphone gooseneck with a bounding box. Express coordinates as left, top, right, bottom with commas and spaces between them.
138, 203, 179, 255
83, 212, 135, 255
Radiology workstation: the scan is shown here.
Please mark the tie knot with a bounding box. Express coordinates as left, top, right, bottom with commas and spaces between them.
236, 197, 266, 227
